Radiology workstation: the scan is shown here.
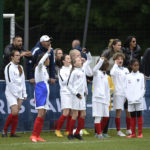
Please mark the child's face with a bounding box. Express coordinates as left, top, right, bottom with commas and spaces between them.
74, 57, 82, 67
115, 56, 123, 67
131, 61, 139, 72
63, 55, 71, 66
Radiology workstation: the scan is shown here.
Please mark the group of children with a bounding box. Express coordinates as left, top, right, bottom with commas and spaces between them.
2, 47, 145, 142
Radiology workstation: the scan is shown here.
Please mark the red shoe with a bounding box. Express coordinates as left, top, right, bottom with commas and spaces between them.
126, 134, 136, 138
30, 136, 37, 142
37, 136, 46, 142
137, 134, 143, 138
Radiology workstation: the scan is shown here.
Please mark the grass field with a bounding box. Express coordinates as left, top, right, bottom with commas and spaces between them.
0, 129, 150, 150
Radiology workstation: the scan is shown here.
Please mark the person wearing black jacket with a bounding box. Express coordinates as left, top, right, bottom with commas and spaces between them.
0, 36, 32, 79
122, 36, 142, 69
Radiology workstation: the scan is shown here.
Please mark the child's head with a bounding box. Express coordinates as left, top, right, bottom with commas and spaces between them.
113, 52, 125, 67
130, 59, 139, 72
72, 57, 82, 68
61, 54, 71, 67
97, 58, 109, 71
69, 49, 81, 60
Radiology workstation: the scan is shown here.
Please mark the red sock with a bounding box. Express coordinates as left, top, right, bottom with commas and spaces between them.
130, 117, 136, 135
32, 117, 44, 137
101, 117, 109, 131
11, 115, 18, 135
75, 118, 85, 135
66, 115, 71, 132
115, 117, 120, 131
126, 117, 131, 130
37, 117, 44, 137
95, 123, 102, 134
3, 113, 13, 133
69, 118, 76, 135
57, 115, 66, 130
137, 116, 143, 135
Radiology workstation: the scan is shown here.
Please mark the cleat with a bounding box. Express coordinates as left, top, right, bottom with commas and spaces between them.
126, 129, 132, 135
37, 136, 46, 142
30, 136, 37, 142
67, 134, 74, 140
137, 134, 143, 138
97, 134, 105, 139
117, 131, 126, 137
64, 131, 69, 136
126, 134, 136, 138
55, 130, 63, 137
82, 129, 89, 135
95, 133, 98, 138
103, 133, 111, 138
1, 130, 7, 137
10, 134, 21, 137
74, 134, 83, 140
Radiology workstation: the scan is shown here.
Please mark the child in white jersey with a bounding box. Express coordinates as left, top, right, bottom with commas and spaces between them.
125, 59, 145, 138
55, 54, 72, 137
30, 46, 51, 142
110, 52, 131, 136
92, 57, 110, 139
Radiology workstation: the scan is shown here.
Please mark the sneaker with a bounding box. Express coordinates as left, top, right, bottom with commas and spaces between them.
30, 136, 37, 142
1, 130, 7, 137
103, 133, 111, 138
37, 136, 46, 142
126, 129, 132, 135
126, 134, 136, 138
117, 131, 126, 137
82, 129, 89, 135
74, 134, 83, 140
55, 130, 63, 137
64, 131, 69, 136
137, 134, 143, 138
67, 134, 74, 140
97, 134, 105, 139
95, 133, 98, 138
10, 134, 21, 137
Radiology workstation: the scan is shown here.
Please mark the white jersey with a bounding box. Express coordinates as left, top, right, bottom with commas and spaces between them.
92, 58, 110, 105
35, 52, 49, 84
110, 64, 129, 96
4, 61, 27, 99
58, 65, 72, 94
125, 71, 145, 104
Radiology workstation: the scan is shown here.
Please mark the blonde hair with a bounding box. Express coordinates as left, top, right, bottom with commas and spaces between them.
69, 49, 80, 60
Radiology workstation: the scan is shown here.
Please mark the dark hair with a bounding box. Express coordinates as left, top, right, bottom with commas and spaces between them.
113, 52, 125, 60
60, 54, 68, 68
96, 58, 109, 71
130, 59, 139, 66
13, 35, 22, 41
10, 50, 22, 76
124, 35, 136, 48
34, 53, 45, 69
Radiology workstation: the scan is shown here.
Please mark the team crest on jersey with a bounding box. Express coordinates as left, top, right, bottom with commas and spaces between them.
137, 79, 140, 82
77, 75, 80, 79
128, 80, 131, 84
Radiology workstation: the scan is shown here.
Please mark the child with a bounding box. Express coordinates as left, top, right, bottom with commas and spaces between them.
30, 46, 51, 142
55, 54, 72, 137
67, 51, 92, 140
125, 59, 145, 138
110, 52, 131, 136
92, 57, 111, 139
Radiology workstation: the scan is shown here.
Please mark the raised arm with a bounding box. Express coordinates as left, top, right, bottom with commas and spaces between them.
93, 58, 104, 74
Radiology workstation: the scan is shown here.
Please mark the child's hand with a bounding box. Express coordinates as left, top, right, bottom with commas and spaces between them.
76, 93, 82, 99
101, 57, 105, 60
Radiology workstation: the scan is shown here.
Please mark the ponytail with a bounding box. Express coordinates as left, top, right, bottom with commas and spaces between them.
18, 65, 23, 76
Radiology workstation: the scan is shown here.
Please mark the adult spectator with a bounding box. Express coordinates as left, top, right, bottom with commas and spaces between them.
54, 48, 63, 80
141, 48, 150, 78
122, 36, 142, 68
101, 39, 122, 71
0, 36, 32, 79
26, 35, 55, 84
72, 39, 87, 59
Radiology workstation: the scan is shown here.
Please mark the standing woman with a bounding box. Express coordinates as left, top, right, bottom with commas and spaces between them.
2, 50, 27, 137
122, 36, 142, 69
30, 46, 51, 142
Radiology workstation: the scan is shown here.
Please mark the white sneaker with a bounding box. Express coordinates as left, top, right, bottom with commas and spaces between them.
97, 133, 105, 139
126, 129, 132, 135
117, 131, 126, 136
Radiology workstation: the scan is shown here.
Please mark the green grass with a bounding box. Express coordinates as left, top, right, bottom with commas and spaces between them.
0, 129, 150, 150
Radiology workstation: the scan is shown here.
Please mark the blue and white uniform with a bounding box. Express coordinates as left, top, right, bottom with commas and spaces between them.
92, 58, 110, 117
58, 65, 72, 110
125, 71, 145, 112
4, 62, 27, 107
34, 52, 50, 110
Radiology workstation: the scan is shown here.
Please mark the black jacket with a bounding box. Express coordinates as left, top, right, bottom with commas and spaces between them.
122, 44, 142, 67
